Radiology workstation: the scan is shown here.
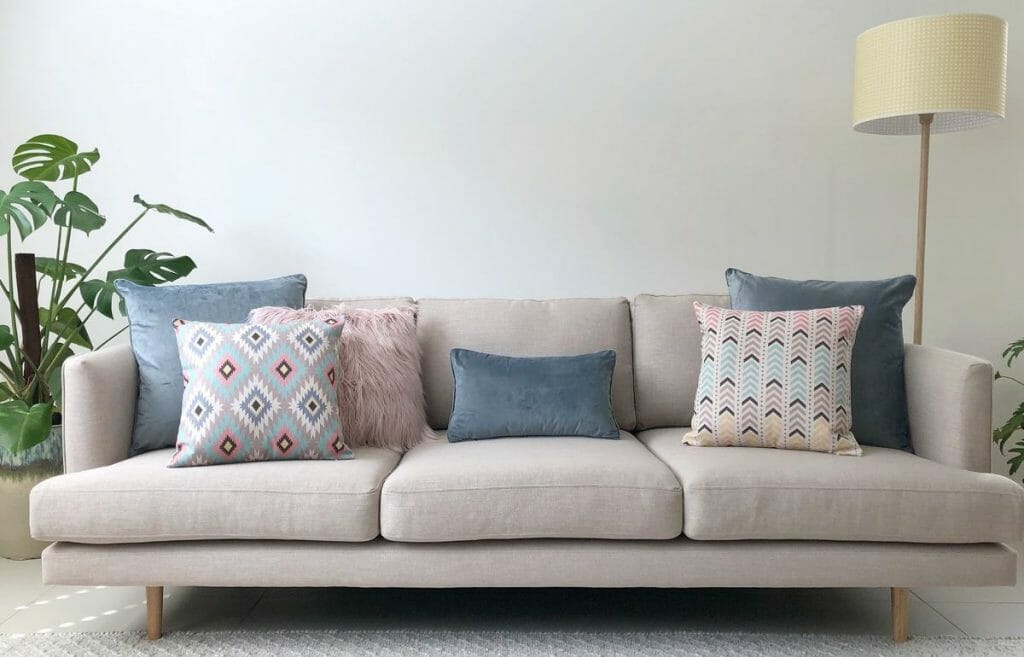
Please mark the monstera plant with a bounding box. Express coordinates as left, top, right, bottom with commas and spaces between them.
0, 134, 212, 459
994, 338, 1024, 478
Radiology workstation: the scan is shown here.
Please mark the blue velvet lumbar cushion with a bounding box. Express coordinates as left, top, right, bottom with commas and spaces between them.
447, 349, 620, 442
725, 268, 916, 451
116, 274, 307, 455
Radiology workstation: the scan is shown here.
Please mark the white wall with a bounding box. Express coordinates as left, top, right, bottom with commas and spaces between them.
2, 0, 1022, 472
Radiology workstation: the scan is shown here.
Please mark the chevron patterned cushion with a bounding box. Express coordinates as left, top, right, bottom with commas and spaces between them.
684, 302, 865, 456
170, 319, 353, 467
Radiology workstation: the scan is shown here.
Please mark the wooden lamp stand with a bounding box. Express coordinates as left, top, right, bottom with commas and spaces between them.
912, 112, 933, 345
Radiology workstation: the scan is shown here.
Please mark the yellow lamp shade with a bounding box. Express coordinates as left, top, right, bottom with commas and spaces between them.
853, 13, 1007, 135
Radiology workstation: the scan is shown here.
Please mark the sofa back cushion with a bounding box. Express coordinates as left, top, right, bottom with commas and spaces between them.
309, 297, 415, 310
631, 293, 730, 429
417, 298, 636, 430
725, 269, 916, 451
117, 274, 308, 455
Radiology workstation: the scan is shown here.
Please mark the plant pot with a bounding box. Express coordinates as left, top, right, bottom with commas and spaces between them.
0, 425, 62, 560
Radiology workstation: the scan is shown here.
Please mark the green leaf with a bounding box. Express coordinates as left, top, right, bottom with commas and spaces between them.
0, 326, 13, 351
12, 135, 99, 182
38, 307, 92, 349
35, 257, 86, 281
109, 249, 197, 286
1008, 445, 1024, 476
0, 400, 53, 455
1003, 338, 1024, 367
124, 249, 196, 284
54, 190, 106, 234
41, 344, 73, 411
47, 367, 62, 409
994, 402, 1024, 452
81, 249, 197, 319
133, 195, 213, 232
0, 181, 58, 239
80, 278, 118, 319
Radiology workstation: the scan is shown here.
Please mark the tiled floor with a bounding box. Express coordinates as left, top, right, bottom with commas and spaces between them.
1, 548, 1022, 638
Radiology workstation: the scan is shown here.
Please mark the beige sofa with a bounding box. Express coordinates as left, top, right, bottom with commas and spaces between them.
30, 295, 1024, 642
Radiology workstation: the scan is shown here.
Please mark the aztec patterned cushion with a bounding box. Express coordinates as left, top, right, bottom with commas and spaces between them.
170, 319, 353, 467
116, 275, 307, 455
684, 302, 865, 456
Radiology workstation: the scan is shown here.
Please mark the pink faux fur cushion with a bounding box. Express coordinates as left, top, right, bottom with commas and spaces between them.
248, 304, 433, 451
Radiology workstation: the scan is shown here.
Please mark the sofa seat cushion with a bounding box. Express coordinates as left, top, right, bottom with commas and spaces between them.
380, 431, 682, 541
31, 447, 400, 543
639, 428, 1024, 544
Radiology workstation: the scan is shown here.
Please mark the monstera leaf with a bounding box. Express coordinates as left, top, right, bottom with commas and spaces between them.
35, 257, 86, 281
80, 278, 119, 319
0, 181, 58, 239
12, 134, 99, 182
0, 325, 14, 351
54, 190, 106, 234
1003, 338, 1024, 368
112, 249, 197, 286
995, 402, 1024, 450
1008, 446, 1024, 476
38, 307, 92, 349
133, 195, 213, 232
42, 343, 74, 409
81, 249, 197, 318
0, 400, 53, 455
47, 367, 63, 409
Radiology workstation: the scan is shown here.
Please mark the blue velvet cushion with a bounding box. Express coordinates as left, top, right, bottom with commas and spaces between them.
116, 275, 307, 454
725, 268, 915, 451
447, 349, 620, 442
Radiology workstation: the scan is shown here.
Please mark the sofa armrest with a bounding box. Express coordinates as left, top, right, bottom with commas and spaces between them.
905, 343, 993, 472
61, 344, 138, 473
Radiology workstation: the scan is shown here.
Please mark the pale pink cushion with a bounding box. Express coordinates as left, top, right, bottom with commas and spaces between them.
249, 305, 433, 451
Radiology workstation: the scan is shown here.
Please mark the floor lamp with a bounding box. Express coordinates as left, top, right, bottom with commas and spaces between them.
852, 13, 1007, 344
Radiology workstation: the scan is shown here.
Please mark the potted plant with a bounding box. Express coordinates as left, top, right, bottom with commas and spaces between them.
0, 134, 211, 559
994, 338, 1024, 479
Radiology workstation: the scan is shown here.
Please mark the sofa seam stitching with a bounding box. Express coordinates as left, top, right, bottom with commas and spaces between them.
41, 488, 384, 496
384, 533, 682, 541
382, 484, 682, 494
686, 485, 1022, 496
685, 532, 1013, 542
36, 533, 379, 542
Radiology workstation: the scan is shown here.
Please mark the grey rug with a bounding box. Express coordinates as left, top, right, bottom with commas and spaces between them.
2, 630, 1024, 656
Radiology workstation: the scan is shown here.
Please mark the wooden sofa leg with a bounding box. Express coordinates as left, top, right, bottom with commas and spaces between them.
891, 587, 909, 643
146, 586, 163, 640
